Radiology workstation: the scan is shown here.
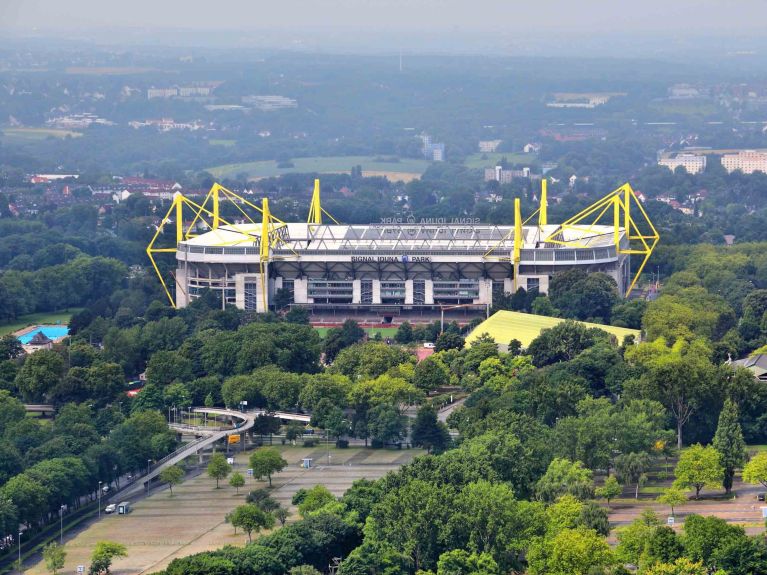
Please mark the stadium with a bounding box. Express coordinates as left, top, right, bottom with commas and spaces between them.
147, 180, 658, 318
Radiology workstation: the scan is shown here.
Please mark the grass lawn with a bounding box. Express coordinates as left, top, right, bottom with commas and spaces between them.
207, 156, 430, 180
209, 139, 236, 147
463, 152, 536, 169
2, 127, 83, 141
0, 308, 82, 336
314, 326, 399, 338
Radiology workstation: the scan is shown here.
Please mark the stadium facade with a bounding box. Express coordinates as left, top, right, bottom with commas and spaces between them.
147, 180, 658, 315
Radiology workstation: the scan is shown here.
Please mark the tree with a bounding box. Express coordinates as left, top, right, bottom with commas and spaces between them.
298, 485, 337, 518
43, 542, 66, 575
229, 472, 245, 494
673, 444, 724, 499
410, 405, 450, 453
643, 558, 708, 575
207, 453, 231, 488
527, 321, 608, 367
712, 399, 746, 494
527, 527, 614, 575
548, 270, 618, 323
274, 506, 289, 526
249, 448, 287, 487
595, 475, 622, 507
0, 335, 23, 361
615, 452, 652, 499
742, 452, 767, 489
413, 357, 450, 392
436, 549, 499, 575
395, 321, 414, 344
15, 349, 65, 402
159, 465, 184, 496
536, 458, 594, 502
228, 503, 274, 542
657, 487, 687, 517
367, 404, 407, 445
435, 331, 465, 352
89, 541, 127, 575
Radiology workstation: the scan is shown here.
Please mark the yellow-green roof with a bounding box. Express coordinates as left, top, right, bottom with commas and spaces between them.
466, 310, 640, 350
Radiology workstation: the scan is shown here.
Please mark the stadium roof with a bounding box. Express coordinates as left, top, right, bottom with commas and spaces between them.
183, 222, 621, 252
466, 310, 640, 350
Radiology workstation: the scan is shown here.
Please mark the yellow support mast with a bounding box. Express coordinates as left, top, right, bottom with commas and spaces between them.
306, 178, 340, 226
539, 178, 547, 227
513, 198, 522, 291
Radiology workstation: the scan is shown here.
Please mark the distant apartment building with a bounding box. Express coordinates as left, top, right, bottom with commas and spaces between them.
721, 150, 767, 174
420, 134, 445, 162
147, 88, 179, 99
484, 165, 532, 184
658, 154, 707, 174
478, 140, 502, 153
242, 95, 298, 111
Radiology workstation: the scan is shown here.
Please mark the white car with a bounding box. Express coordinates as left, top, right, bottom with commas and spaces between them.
104, 504, 116, 514
423, 342, 436, 349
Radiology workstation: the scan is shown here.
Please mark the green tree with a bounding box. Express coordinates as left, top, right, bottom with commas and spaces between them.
643, 558, 708, 575
274, 506, 289, 526
89, 541, 127, 575
436, 549, 499, 575
712, 399, 746, 494
298, 485, 337, 517
435, 331, 465, 352
527, 527, 614, 575
0, 335, 23, 360
742, 452, 767, 489
15, 349, 65, 402
367, 404, 407, 445
249, 448, 287, 487
536, 458, 594, 502
395, 321, 414, 344
615, 451, 652, 499
673, 444, 724, 499
657, 487, 687, 517
207, 453, 231, 488
595, 475, 622, 507
413, 357, 450, 392
229, 472, 245, 494
410, 405, 450, 454
43, 542, 66, 575
0, 390, 26, 435
159, 465, 184, 496
228, 503, 274, 542
290, 566, 322, 575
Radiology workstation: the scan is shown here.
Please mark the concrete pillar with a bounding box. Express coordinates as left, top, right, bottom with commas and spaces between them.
352, 280, 361, 304
405, 280, 414, 305
476, 279, 493, 305
175, 268, 188, 307
424, 279, 434, 304
293, 278, 308, 304
372, 280, 382, 304
503, 277, 514, 295
234, 274, 246, 309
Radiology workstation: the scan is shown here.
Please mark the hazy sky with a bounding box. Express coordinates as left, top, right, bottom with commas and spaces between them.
3, 0, 767, 35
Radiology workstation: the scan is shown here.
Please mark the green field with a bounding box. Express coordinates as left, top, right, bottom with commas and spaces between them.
467, 310, 639, 348
208, 139, 237, 147
463, 152, 537, 169
0, 309, 81, 336
314, 326, 398, 338
1, 127, 83, 142
207, 156, 431, 180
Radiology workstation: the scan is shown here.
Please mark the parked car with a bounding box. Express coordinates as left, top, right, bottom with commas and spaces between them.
423, 342, 436, 349
104, 504, 116, 514
757, 493, 765, 502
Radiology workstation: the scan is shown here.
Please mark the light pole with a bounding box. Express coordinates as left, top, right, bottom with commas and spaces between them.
59, 504, 65, 543
17, 531, 21, 571
98, 480, 103, 518
147, 459, 152, 475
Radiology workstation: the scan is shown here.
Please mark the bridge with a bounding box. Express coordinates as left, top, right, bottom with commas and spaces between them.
24, 404, 55, 415
106, 407, 310, 502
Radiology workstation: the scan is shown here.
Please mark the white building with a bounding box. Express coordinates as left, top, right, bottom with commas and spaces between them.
479, 140, 502, 153
658, 154, 707, 174
720, 150, 767, 174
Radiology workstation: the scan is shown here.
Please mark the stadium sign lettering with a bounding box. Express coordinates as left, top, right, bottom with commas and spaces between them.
379, 217, 480, 224
351, 256, 431, 263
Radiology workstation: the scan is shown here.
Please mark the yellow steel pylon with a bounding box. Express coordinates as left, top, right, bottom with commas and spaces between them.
307, 178, 339, 226
543, 182, 659, 296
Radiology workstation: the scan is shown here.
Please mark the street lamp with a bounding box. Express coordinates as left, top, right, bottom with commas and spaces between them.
60, 505, 65, 543
98, 481, 103, 518
17, 531, 21, 571
147, 459, 152, 475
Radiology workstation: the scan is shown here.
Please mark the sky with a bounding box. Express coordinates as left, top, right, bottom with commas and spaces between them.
2, 0, 767, 54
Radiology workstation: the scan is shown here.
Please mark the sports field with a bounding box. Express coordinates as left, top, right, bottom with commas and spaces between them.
207, 156, 430, 180
0, 309, 81, 336
314, 326, 398, 338
1, 128, 83, 142
466, 310, 639, 349
23, 445, 423, 575
463, 152, 536, 169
